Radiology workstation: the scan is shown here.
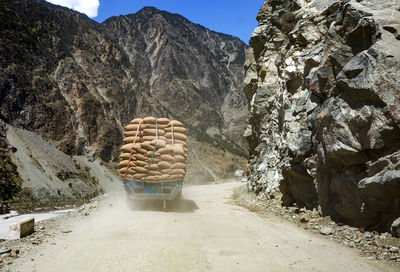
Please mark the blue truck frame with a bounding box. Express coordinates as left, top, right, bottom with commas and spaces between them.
123, 179, 183, 200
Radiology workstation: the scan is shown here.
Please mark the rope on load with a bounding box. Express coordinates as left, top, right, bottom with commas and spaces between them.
143, 119, 159, 182
123, 119, 142, 180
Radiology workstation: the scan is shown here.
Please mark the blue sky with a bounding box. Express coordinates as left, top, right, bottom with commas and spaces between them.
46, 0, 264, 43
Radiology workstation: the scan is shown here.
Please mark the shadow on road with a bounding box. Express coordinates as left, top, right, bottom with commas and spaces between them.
128, 198, 199, 213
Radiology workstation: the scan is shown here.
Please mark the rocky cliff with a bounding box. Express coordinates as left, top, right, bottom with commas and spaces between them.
0, 0, 248, 203
245, 0, 400, 232
0, 121, 21, 209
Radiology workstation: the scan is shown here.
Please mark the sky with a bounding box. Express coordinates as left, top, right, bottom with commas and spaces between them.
45, 0, 264, 43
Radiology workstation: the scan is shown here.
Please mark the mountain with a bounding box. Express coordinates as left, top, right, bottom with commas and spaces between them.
0, 0, 248, 203
244, 0, 400, 232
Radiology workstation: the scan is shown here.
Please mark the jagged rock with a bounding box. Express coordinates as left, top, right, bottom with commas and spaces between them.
0, 248, 11, 254
320, 226, 333, 235
300, 213, 310, 223
244, 0, 400, 232
389, 247, 399, 253
391, 217, 400, 237
250, 25, 269, 57
10, 249, 19, 258
280, 163, 318, 209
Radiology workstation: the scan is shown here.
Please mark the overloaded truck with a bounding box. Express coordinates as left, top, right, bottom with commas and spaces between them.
118, 117, 187, 209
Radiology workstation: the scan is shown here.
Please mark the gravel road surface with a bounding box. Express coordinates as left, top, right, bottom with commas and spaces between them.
8, 182, 398, 272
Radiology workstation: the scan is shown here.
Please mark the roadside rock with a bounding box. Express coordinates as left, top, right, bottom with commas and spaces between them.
10, 249, 19, 258
244, 0, 400, 232
300, 214, 310, 223
320, 227, 333, 235
235, 186, 400, 267
391, 218, 400, 237
0, 248, 11, 254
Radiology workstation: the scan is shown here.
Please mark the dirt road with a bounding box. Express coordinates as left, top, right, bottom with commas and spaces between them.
9, 182, 398, 272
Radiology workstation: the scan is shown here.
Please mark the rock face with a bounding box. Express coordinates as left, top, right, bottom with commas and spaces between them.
102, 8, 248, 148
0, 0, 248, 196
0, 121, 21, 207
244, 0, 400, 231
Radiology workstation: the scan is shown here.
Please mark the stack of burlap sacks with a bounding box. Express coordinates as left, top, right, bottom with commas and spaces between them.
119, 117, 187, 182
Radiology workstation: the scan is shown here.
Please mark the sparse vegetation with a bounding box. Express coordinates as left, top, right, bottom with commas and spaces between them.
0, 157, 22, 202
56, 170, 74, 181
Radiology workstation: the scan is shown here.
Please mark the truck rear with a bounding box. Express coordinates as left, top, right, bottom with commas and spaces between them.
118, 117, 187, 209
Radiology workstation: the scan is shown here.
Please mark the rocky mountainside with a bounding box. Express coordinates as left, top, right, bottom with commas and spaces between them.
0, 0, 248, 203
244, 0, 400, 232
102, 7, 248, 147
0, 121, 21, 210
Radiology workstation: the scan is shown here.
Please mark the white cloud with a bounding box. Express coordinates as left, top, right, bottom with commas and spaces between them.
46, 0, 100, 18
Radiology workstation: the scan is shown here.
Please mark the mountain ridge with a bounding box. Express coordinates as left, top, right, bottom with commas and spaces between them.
0, 0, 248, 203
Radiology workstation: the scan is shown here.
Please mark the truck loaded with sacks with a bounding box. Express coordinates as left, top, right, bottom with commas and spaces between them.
119, 117, 187, 208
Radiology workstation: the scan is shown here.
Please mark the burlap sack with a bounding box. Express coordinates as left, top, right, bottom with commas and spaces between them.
170, 120, 183, 127
133, 174, 146, 180
124, 124, 138, 131
159, 174, 170, 181
157, 118, 170, 124
131, 143, 144, 152
152, 158, 161, 164
170, 169, 186, 175
143, 135, 167, 141
143, 124, 161, 129
123, 136, 143, 144
143, 129, 165, 136
149, 164, 159, 171
120, 143, 134, 153
160, 154, 174, 162
167, 140, 187, 147
143, 116, 157, 123
130, 118, 143, 124
142, 136, 156, 142
165, 127, 186, 134
132, 166, 147, 173
136, 148, 148, 155
118, 160, 136, 168
165, 132, 187, 142
150, 139, 167, 149
119, 153, 133, 160
120, 174, 134, 180
119, 168, 135, 175
158, 161, 172, 169
143, 129, 156, 135
123, 131, 143, 137
120, 143, 143, 153
169, 174, 184, 181
145, 176, 159, 182
134, 153, 149, 162
172, 146, 186, 156
135, 160, 148, 167
141, 142, 155, 151
148, 170, 162, 176
161, 169, 171, 174
172, 163, 186, 169
157, 147, 174, 155
145, 150, 157, 158
174, 155, 186, 163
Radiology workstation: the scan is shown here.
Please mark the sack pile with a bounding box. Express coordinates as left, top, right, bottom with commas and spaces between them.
119, 117, 187, 182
